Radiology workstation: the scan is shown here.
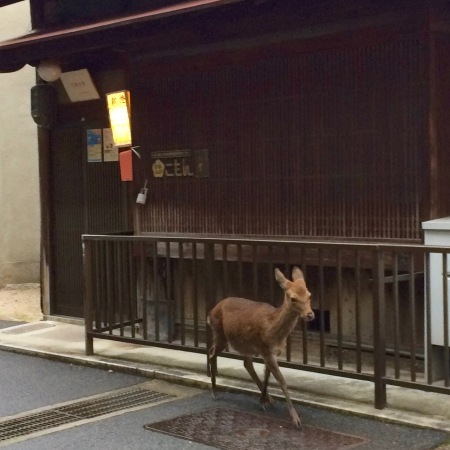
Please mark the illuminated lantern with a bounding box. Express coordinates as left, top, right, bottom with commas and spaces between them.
106, 90, 132, 147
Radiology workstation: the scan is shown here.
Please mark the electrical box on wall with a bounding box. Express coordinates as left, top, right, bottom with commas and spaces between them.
31, 84, 58, 128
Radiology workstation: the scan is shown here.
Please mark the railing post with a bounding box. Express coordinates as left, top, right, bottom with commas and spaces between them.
83, 238, 94, 356
140, 241, 148, 340
373, 248, 387, 409
205, 243, 215, 377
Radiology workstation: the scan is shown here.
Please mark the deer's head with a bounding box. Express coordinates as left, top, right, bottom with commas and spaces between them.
275, 267, 315, 321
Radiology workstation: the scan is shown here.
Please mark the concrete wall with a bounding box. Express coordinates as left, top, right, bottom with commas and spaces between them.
0, 1, 40, 287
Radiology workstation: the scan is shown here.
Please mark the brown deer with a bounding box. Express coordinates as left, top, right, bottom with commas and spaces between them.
207, 266, 314, 428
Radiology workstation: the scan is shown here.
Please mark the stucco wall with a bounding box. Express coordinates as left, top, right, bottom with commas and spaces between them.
0, 1, 40, 287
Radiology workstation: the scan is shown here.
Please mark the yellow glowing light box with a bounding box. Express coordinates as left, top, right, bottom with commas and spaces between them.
106, 90, 132, 147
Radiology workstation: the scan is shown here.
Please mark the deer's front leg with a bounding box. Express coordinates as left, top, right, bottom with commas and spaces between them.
243, 357, 274, 410
264, 354, 301, 428
260, 364, 274, 409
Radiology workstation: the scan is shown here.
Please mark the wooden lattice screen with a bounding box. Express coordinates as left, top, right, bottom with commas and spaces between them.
133, 38, 427, 241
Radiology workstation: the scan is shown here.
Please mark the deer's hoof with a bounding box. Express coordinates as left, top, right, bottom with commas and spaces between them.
291, 413, 302, 429
260, 394, 275, 411
211, 390, 219, 400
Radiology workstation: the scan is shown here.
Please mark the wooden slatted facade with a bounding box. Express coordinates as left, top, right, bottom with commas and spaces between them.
432, 34, 450, 221
133, 37, 428, 241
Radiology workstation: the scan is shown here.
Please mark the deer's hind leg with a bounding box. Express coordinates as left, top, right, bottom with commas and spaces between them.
208, 334, 226, 399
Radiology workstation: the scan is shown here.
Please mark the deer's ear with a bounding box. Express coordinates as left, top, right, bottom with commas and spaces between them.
275, 268, 288, 289
292, 266, 304, 281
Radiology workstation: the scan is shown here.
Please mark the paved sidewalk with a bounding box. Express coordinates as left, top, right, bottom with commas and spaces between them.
0, 318, 449, 441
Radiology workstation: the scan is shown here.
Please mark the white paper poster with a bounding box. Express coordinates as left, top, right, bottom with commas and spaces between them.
103, 128, 119, 162
61, 69, 100, 102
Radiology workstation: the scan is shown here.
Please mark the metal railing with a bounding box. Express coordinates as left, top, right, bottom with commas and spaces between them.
82, 234, 450, 408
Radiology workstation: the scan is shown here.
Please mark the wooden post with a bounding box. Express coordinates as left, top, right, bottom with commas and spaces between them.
37, 126, 52, 317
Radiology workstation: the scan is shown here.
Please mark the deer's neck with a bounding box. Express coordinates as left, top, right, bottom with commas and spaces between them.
268, 294, 300, 339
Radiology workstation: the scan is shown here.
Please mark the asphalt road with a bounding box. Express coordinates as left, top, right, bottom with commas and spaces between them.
0, 320, 449, 449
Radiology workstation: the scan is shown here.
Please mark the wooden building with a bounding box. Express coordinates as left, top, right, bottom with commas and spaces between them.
1, 0, 450, 322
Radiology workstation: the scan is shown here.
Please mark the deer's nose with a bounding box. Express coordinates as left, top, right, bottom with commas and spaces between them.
307, 311, 315, 321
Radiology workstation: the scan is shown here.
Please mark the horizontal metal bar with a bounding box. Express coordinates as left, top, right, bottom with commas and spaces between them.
384, 377, 450, 395
209, 350, 375, 383
81, 233, 450, 254
94, 320, 142, 333
89, 331, 375, 382
82, 234, 380, 249
87, 331, 207, 355
382, 272, 423, 283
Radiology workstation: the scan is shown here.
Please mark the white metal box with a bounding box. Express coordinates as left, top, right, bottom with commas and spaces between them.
422, 217, 450, 346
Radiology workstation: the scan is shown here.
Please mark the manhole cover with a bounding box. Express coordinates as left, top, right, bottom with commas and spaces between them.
144, 407, 369, 449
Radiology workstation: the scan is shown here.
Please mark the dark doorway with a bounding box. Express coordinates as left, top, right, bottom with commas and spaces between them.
50, 123, 128, 317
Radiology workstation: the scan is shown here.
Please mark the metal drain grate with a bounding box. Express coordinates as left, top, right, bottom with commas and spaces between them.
57, 388, 170, 418
145, 407, 369, 449
0, 387, 173, 442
